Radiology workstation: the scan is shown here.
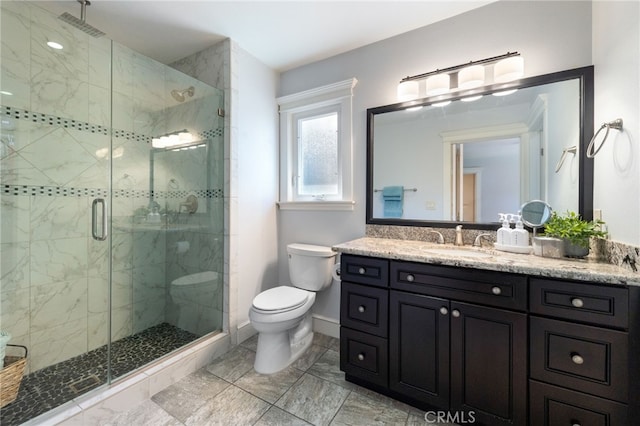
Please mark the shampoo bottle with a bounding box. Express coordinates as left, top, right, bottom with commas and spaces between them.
497, 214, 512, 246
512, 214, 530, 247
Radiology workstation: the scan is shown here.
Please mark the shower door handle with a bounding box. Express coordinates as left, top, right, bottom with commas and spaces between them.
92, 198, 108, 241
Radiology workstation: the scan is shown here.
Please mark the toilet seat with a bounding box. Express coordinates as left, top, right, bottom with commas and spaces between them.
252, 286, 311, 313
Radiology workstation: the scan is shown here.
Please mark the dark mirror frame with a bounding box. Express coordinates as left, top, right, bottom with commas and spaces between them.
366, 66, 594, 230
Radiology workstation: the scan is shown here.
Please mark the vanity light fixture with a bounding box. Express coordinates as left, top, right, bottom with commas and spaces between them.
396, 51, 523, 102
152, 129, 194, 149
425, 73, 450, 96
458, 64, 485, 89
494, 55, 525, 82
397, 80, 419, 102
460, 95, 483, 102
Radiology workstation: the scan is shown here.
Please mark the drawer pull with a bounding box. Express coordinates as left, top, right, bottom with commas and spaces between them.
440, 307, 448, 315
406, 274, 415, 282
571, 298, 584, 308
571, 353, 584, 365
491, 286, 502, 295
358, 267, 366, 275
452, 309, 460, 318
357, 353, 365, 361
358, 305, 366, 313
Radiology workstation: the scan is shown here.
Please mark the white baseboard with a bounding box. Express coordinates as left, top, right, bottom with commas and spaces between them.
312, 314, 339, 338
236, 320, 256, 344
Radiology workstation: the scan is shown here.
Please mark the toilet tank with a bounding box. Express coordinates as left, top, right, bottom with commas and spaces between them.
287, 243, 336, 291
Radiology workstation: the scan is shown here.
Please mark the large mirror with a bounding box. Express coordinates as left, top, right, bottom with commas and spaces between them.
367, 67, 594, 229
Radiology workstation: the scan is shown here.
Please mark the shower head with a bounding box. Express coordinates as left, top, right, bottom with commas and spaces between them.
58, 0, 105, 38
171, 86, 195, 103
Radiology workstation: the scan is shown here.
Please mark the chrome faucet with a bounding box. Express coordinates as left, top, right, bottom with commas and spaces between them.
425, 230, 445, 244
473, 233, 493, 247
454, 225, 464, 246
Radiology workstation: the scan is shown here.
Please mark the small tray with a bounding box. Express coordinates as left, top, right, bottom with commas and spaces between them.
494, 243, 533, 254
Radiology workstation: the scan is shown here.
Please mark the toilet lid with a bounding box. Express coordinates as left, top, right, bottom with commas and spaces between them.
252, 286, 310, 312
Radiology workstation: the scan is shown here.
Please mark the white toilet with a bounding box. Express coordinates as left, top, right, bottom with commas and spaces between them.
249, 243, 337, 374
169, 271, 221, 336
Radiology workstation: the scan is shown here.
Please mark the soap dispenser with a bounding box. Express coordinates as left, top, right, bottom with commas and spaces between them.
512, 214, 529, 247
497, 214, 512, 246
147, 204, 161, 224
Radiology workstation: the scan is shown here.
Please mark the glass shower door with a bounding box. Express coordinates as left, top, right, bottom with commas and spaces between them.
0, 2, 112, 422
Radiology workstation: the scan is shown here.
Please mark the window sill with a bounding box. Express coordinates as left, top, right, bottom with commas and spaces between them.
277, 200, 355, 211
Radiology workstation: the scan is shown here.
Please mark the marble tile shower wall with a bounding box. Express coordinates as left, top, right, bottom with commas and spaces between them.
0, 2, 224, 374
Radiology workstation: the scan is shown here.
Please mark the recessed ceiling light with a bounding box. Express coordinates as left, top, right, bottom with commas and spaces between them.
47, 41, 64, 50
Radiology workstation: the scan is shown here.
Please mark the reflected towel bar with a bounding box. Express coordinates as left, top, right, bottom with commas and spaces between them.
374, 188, 417, 192
555, 146, 577, 173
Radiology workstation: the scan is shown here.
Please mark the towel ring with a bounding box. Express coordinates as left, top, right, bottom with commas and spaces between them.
555, 146, 577, 173
586, 118, 623, 158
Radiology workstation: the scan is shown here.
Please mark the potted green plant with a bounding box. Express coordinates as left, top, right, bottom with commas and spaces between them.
542, 211, 607, 258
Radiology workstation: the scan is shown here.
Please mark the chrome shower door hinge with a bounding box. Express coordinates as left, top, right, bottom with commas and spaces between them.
217, 108, 225, 117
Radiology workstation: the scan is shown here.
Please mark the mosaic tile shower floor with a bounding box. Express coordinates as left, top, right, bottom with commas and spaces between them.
0, 323, 198, 426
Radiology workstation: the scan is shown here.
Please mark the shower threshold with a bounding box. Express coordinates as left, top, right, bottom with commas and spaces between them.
0, 323, 198, 426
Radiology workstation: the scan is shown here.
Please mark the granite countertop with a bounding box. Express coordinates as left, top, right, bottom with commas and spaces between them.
333, 237, 640, 287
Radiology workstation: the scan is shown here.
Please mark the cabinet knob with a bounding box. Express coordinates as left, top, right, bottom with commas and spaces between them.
357, 353, 365, 361
491, 286, 502, 295
358, 267, 366, 275
452, 309, 461, 318
571, 353, 584, 365
406, 274, 415, 282
571, 298, 584, 308
358, 305, 366, 313
572, 423, 582, 426
440, 307, 448, 315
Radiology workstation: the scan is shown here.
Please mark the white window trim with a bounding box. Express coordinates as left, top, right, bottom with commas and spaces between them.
277, 78, 357, 211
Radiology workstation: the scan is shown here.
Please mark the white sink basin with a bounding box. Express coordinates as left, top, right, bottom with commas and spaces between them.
425, 247, 494, 259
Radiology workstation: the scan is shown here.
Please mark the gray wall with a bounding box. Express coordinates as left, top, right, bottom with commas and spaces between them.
278, 1, 594, 323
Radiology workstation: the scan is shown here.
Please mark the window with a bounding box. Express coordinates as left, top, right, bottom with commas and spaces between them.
278, 78, 357, 210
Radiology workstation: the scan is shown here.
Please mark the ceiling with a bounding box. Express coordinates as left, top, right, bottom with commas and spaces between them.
32, 1, 494, 71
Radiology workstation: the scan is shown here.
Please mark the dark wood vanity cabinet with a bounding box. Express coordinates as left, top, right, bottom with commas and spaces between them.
528, 278, 635, 425
339, 253, 640, 426
340, 255, 527, 425
390, 261, 527, 426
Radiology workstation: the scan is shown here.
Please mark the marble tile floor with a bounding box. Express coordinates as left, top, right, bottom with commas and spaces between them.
102, 333, 456, 426
0, 323, 199, 426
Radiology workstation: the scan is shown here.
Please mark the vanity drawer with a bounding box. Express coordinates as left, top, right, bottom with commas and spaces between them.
390, 261, 527, 311
341, 282, 388, 337
530, 316, 628, 402
530, 278, 628, 329
530, 380, 628, 426
340, 327, 388, 387
341, 255, 389, 288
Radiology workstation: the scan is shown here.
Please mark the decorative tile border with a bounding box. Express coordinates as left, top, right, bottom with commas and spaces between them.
2, 105, 109, 135
1, 105, 223, 145
2, 185, 224, 199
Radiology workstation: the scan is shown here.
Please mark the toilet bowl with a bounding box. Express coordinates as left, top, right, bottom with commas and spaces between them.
249, 243, 336, 374
170, 271, 220, 336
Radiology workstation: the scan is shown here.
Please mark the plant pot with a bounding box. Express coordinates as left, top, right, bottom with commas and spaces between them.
563, 240, 589, 258
532, 237, 565, 258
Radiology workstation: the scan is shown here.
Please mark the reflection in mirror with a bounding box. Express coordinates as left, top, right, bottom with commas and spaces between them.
520, 200, 552, 228
367, 67, 593, 229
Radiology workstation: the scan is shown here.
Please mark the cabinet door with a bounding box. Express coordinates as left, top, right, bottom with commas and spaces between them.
389, 290, 450, 409
450, 301, 527, 426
